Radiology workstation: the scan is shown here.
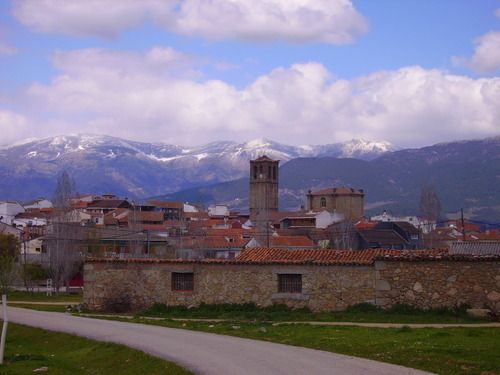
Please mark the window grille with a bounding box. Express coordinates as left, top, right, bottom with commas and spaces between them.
172, 272, 194, 291
278, 274, 302, 293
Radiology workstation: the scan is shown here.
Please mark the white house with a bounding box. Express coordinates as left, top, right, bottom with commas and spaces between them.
0, 221, 23, 239
0, 201, 26, 225
208, 204, 230, 217
183, 203, 199, 213
13, 217, 47, 228
370, 211, 433, 232
315, 210, 345, 229
23, 198, 53, 210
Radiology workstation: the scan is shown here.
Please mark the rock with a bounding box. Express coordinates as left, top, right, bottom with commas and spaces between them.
447, 275, 457, 283
405, 290, 415, 300
446, 288, 457, 296
259, 327, 267, 333
466, 308, 491, 318
232, 325, 240, 330
432, 292, 440, 300
376, 280, 391, 291
208, 325, 215, 328
413, 282, 423, 293
487, 291, 500, 302
33, 367, 49, 373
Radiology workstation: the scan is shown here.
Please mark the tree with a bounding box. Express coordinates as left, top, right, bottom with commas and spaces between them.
0, 233, 19, 295
420, 184, 441, 238
52, 170, 76, 209
328, 221, 356, 250
47, 170, 81, 293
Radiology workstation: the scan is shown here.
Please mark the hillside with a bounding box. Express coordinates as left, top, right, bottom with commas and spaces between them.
158, 137, 500, 220
0, 134, 392, 201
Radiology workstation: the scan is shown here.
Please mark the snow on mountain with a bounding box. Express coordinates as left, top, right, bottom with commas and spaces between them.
4, 134, 392, 164
0, 134, 394, 201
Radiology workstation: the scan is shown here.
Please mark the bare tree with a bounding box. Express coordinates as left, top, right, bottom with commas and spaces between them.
329, 221, 356, 250
47, 171, 82, 293
420, 184, 441, 230
0, 233, 19, 295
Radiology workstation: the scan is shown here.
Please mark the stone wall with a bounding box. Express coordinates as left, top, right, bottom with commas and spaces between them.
374, 260, 500, 312
84, 258, 500, 313
83, 261, 375, 312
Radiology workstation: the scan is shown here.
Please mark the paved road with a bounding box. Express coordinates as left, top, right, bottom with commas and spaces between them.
8, 307, 433, 375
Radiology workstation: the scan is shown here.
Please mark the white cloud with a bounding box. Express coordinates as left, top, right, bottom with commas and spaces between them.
11, 0, 368, 44
15, 47, 500, 147
453, 31, 500, 73
168, 0, 368, 43
0, 109, 29, 145
11, 0, 168, 38
495, 8, 500, 18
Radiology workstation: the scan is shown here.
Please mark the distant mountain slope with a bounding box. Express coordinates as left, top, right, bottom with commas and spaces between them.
159, 137, 500, 220
0, 134, 392, 201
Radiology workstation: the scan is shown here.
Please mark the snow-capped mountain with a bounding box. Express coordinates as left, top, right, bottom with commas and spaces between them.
0, 134, 394, 201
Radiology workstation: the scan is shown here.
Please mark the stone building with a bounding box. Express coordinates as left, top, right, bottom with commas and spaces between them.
83, 248, 499, 313
306, 187, 364, 220
249, 155, 279, 229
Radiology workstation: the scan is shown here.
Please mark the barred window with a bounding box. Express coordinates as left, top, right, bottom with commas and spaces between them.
172, 272, 194, 291
278, 274, 302, 293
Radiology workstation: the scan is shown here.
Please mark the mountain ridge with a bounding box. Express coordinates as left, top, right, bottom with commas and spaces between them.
156, 136, 500, 221
0, 134, 394, 201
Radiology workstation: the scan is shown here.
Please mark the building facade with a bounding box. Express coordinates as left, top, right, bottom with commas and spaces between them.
83, 248, 500, 313
306, 187, 364, 220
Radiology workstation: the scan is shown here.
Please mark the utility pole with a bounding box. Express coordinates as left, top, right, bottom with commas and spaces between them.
460, 208, 466, 241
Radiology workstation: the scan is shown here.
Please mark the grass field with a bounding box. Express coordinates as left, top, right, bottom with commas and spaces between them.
7, 291, 82, 303
130, 318, 500, 375
9, 303, 68, 312
1, 324, 192, 375
141, 302, 491, 324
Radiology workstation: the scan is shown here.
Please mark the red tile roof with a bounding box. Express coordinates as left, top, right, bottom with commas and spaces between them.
309, 187, 364, 196
147, 200, 183, 209
236, 248, 389, 265
269, 235, 315, 247
87, 247, 499, 265
252, 155, 276, 162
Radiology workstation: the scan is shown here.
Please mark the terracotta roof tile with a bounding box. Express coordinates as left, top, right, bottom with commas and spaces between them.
309, 187, 364, 196
269, 236, 315, 247
87, 247, 499, 265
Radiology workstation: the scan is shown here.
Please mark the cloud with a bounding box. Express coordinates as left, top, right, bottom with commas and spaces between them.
11, 0, 168, 39
453, 31, 500, 73
167, 0, 368, 43
11, 0, 368, 44
496, 8, 500, 18
0, 109, 29, 145
15, 47, 500, 147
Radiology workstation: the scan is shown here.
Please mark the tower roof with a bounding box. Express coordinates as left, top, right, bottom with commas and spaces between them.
252, 155, 279, 162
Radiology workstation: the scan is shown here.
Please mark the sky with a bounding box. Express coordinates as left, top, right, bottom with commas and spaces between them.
0, 0, 499, 148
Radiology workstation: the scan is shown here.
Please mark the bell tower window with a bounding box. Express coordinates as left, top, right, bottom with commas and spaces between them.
320, 197, 326, 208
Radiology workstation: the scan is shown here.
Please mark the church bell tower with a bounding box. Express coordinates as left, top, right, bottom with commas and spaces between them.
249, 155, 279, 225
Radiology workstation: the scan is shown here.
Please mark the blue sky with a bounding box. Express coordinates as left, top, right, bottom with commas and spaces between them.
0, 0, 499, 147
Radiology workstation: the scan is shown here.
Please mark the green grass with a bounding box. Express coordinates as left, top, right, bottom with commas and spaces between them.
130, 318, 500, 375
1, 323, 192, 375
9, 303, 68, 312
7, 291, 82, 303
141, 302, 490, 324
